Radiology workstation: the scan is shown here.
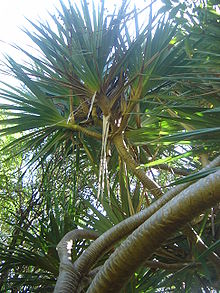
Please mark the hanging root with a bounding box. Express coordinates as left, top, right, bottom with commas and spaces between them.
97, 115, 110, 201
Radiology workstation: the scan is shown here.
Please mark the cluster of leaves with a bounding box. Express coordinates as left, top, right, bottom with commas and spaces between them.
0, 0, 219, 292
0, 145, 97, 292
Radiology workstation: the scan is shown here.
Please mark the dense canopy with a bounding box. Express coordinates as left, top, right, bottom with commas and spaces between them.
0, 0, 220, 292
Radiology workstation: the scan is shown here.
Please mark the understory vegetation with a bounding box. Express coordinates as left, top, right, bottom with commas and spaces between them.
0, 0, 220, 292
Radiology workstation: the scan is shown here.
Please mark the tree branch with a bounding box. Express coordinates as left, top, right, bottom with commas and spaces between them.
155, 163, 191, 176
113, 133, 163, 198
54, 229, 99, 293
62, 122, 102, 140
71, 155, 220, 292
144, 260, 200, 271
88, 170, 220, 292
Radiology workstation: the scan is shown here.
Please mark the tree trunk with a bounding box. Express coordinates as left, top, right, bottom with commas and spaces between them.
87, 170, 220, 292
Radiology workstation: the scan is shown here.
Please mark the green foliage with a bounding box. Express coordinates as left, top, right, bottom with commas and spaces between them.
0, 0, 220, 292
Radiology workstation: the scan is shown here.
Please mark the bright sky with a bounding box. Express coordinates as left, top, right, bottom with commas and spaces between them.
0, 0, 161, 86
0, 0, 162, 52
0, 0, 64, 57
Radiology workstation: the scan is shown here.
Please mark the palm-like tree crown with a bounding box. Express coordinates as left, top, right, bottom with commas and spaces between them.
0, 0, 220, 292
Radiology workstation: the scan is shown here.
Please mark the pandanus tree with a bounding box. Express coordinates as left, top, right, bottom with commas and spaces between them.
0, 0, 220, 292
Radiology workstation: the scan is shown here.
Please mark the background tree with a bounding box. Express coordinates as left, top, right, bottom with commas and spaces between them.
0, 0, 220, 292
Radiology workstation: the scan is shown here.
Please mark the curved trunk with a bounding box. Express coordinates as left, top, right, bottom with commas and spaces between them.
70, 156, 220, 291
54, 156, 220, 292
87, 170, 220, 292
54, 229, 98, 293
